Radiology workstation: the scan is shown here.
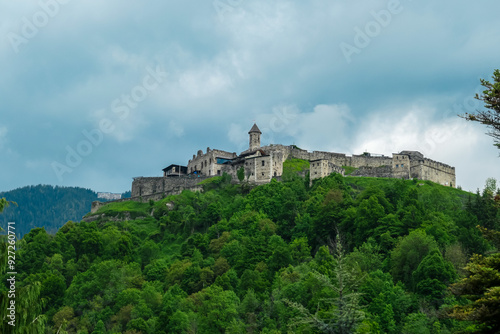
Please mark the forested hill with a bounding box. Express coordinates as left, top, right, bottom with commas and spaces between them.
2, 170, 498, 333
0, 185, 131, 237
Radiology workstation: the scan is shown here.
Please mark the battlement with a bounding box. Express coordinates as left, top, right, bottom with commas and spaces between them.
421, 158, 455, 172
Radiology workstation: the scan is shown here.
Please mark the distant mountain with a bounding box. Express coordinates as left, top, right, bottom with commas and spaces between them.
0, 185, 129, 237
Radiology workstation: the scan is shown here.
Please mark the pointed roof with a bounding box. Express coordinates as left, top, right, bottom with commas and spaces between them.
248, 123, 262, 134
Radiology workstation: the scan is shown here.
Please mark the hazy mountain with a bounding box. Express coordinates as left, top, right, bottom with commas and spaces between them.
0, 185, 130, 237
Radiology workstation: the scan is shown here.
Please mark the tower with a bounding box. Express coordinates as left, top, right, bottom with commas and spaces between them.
248, 123, 261, 151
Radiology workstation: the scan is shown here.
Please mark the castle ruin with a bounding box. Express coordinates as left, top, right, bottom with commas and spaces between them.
129, 124, 456, 201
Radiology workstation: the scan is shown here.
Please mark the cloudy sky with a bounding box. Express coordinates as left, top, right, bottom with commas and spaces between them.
1, 0, 499, 194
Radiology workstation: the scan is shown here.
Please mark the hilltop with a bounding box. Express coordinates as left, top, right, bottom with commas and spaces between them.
2, 168, 497, 333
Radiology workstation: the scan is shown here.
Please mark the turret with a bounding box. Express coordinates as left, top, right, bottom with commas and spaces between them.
248, 123, 261, 151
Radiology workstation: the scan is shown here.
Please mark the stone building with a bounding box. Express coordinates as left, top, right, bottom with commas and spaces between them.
310, 159, 345, 180
129, 123, 456, 200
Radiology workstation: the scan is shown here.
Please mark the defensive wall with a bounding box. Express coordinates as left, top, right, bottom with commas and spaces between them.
411, 158, 456, 187
131, 175, 211, 198
310, 160, 345, 180
350, 166, 394, 178
265, 145, 393, 169
91, 177, 208, 214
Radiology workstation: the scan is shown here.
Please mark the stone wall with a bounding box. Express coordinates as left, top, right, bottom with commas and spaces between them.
272, 145, 393, 169
90, 183, 205, 214
392, 154, 411, 179
414, 159, 456, 187
310, 160, 330, 180
131, 176, 211, 198
310, 159, 345, 180
242, 155, 273, 183
350, 154, 393, 168
350, 165, 394, 178
187, 147, 237, 176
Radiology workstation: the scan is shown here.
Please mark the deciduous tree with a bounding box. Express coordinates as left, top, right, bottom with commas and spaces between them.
463, 69, 500, 150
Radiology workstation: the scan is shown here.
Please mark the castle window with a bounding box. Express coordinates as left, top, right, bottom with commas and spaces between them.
396, 164, 399, 168
274, 172, 277, 176
401, 164, 404, 167
262, 172, 264, 176
217, 170, 221, 175
262, 160, 265, 166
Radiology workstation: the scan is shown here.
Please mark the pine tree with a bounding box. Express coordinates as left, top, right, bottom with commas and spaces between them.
285, 233, 365, 333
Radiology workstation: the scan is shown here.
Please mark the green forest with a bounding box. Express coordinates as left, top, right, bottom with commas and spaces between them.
0, 166, 499, 333
0, 185, 131, 237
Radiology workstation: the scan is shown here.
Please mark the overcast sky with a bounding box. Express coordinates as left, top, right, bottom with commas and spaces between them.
1, 0, 499, 194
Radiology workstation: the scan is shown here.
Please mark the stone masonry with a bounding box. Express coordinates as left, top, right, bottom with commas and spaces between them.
130, 123, 456, 197
89, 123, 457, 212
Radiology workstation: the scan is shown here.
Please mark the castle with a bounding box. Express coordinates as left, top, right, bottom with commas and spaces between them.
129, 124, 456, 200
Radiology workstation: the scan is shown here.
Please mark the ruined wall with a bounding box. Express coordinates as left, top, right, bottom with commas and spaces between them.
187, 148, 237, 176
241, 155, 272, 183
310, 160, 330, 180
392, 154, 411, 179
261, 146, 287, 177
310, 160, 345, 181
350, 166, 393, 178
285, 147, 350, 166
413, 159, 456, 187
267, 145, 392, 169
131, 176, 211, 198
91, 183, 205, 214
271, 151, 285, 177
350, 155, 393, 168
331, 164, 346, 176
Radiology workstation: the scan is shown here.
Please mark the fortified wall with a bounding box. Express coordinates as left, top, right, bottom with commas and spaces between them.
265, 145, 394, 169
350, 166, 394, 178
411, 158, 456, 187
310, 159, 346, 180
91, 175, 211, 214
90, 124, 457, 215
131, 176, 211, 198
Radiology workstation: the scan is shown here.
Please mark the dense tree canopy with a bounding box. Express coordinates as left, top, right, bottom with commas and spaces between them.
1, 169, 499, 333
